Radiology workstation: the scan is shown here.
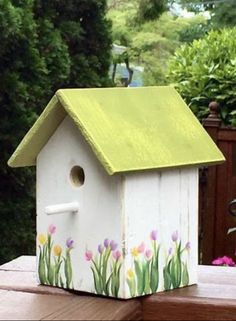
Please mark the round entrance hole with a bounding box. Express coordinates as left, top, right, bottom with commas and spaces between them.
70, 166, 85, 187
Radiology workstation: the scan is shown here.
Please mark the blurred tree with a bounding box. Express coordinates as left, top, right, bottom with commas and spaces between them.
0, 0, 112, 264
175, 0, 236, 27
137, 0, 168, 22
108, 1, 209, 86
34, 0, 112, 89
212, 0, 236, 27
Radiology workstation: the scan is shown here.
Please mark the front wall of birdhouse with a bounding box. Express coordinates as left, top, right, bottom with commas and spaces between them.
123, 168, 198, 298
36, 116, 198, 299
36, 116, 124, 295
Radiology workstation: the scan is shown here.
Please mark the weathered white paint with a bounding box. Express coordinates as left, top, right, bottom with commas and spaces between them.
45, 201, 79, 215
123, 168, 198, 297
37, 116, 122, 293
36, 115, 199, 299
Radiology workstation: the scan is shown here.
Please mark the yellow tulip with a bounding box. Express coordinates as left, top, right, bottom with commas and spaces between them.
53, 245, 62, 257
38, 234, 47, 246
131, 247, 139, 258
127, 268, 135, 279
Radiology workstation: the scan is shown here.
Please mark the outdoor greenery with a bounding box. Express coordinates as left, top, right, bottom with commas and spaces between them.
108, 0, 209, 86
168, 28, 236, 126
2, 0, 236, 264
0, 0, 112, 264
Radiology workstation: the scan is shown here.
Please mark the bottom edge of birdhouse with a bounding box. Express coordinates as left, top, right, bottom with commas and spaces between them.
36, 277, 197, 300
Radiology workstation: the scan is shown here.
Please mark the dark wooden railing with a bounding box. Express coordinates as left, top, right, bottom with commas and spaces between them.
1, 256, 236, 320
199, 102, 236, 264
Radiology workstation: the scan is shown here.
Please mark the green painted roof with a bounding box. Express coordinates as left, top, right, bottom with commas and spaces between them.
8, 86, 225, 175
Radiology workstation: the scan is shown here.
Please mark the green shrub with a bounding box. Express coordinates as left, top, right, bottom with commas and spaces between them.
168, 28, 236, 126
0, 0, 112, 265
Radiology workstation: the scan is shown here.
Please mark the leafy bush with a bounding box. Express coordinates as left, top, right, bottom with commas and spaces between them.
168, 28, 236, 125
0, 0, 112, 265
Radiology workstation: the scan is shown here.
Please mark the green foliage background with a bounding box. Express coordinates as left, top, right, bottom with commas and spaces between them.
0, 0, 112, 264
168, 28, 236, 126
108, 0, 209, 86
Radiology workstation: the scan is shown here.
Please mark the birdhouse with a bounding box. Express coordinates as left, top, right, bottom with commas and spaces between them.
8, 87, 224, 299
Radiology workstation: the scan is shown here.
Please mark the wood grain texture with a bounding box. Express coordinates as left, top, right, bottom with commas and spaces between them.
143, 265, 236, 320
0, 290, 142, 321
142, 295, 236, 320
3, 257, 236, 320
0, 256, 142, 320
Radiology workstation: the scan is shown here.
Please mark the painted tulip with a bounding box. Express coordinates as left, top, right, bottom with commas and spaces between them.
85, 250, 93, 261
172, 230, 179, 242
127, 268, 135, 279
113, 250, 122, 261
185, 242, 191, 251
110, 240, 118, 251
104, 238, 109, 248
98, 244, 104, 254
150, 230, 158, 241
38, 233, 47, 245
138, 242, 145, 254
66, 238, 74, 249
145, 249, 153, 261
48, 224, 56, 235
53, 245, 62, 257
131, 247, 139, 258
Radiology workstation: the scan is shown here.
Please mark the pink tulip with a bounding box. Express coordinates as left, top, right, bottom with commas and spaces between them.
112, 250, 122, 261
85, 250, 93, 262
145, 249, 153, 260
138, 242, 145, 254
48, 224, 56, 235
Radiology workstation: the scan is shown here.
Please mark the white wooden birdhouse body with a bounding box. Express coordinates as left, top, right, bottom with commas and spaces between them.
9, 87, 224, 299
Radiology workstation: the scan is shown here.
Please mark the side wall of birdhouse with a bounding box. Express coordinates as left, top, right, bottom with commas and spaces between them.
36, 116, 124, 296
122, 168, 198, 298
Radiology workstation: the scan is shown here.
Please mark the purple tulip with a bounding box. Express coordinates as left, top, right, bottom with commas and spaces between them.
185, 242, 191, 251
98, 244, 104, 254
168, 247, 173, 256
110, 240, 118, 251
66, 238, 74, 249
150, 230, 158, 241
172, 230, 179, 242
104, 238, 110, 248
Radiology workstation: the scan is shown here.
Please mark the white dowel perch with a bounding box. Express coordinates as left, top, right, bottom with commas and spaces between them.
45, 201, 79, 215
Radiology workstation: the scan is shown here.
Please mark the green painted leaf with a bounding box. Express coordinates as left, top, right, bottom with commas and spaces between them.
91, 266, 102, 295
127, 278, 136, 298
182, 263, 189, 287
134, 259, 145, 296
143, 261, 151, 295
150, 261, 159, 293
163, 266, 172, 291
38, 247, 47, 284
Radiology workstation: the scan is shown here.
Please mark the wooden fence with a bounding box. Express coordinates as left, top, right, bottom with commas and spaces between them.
199, 102, 236, 264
